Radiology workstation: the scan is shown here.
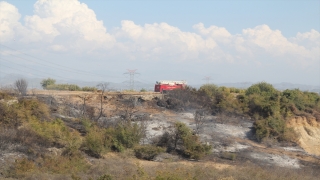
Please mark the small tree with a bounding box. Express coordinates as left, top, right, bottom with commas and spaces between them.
15, 79, 28, 96
194, 109, 207, 134
41, 78, 56, 89
96, 82, 109, 121
78, 95, 92, 119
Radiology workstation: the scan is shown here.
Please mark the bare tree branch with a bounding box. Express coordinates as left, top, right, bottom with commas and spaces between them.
14, 79, 28, 96
194, 109, 207, 134
95, 82, 109, 121
78, 95, 91, 119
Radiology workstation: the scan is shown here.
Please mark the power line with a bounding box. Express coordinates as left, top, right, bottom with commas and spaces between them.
0, 57, 76, 80
0, 62, 73, 80
2, 51, 96, 76
0, 44, 124, 79
0, 44, 95, 74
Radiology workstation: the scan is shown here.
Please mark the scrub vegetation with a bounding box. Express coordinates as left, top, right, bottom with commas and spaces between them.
0, 80, 319, 179
41, 78, 97, 91
166, 82, 320, 143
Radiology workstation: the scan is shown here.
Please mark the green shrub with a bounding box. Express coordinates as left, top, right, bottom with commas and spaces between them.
254, 116, 287, 141
247, 92, 280, 119
218, 86, 230, 93
246, 82, 277, 96
140, 88, 147, 92
19, 98, 50, 120
41, 78, 56, 89
83, 126, 110, 157
281, 89, 320, 115
199, 84, 218, 98
46, 84, 81, 91
182, 134, 212, 159
83, 120, 144, 156
113, 121, 144, 151
0, 101, 22, 128
134, 145, 165, 160
0, 97, 50, 128
82, 86, 98, 92
158, 122, 212, 160
176, 122, 212, 159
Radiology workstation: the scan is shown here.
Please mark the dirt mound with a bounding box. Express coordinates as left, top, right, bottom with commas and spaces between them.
287, 116, 320, 156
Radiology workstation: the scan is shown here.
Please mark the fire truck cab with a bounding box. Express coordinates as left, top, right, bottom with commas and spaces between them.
154, 80, 187, 93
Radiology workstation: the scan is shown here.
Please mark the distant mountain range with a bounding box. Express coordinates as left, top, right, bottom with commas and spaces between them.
0, 73, 319, 93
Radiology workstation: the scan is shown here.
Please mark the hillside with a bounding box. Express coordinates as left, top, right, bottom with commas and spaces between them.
0, 88, 319, 179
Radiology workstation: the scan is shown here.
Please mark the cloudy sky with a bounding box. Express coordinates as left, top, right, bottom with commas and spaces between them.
0, 0, 319, 86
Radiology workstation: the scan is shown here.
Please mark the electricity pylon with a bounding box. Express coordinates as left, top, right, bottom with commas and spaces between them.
124, 69, 139, 90
203, 76, 212, 84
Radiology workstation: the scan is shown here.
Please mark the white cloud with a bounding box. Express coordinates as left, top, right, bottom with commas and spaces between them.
1, 0, 115, 52
240, 25, 319, 67
242, 25, 299, 55
49, 44, 66, 52
291, 29, 320, 54
193, 23, 231, 44
0, 0, 319, 69
0, 1, 24, 42
116, 20, 207, 60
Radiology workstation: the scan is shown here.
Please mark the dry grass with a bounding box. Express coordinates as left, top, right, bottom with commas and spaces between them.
3, 153, 320, 180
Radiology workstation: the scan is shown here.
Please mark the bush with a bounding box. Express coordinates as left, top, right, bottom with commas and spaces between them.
83, 126, 110, 157
182, 134, 212, 159
246, 82, 277, 96
46, 84, 81, 91
140, 88, 147, 92
19, 98, 50, 121
41, 78, 56, 89
83, 120, 145, 157
0, 101, 21, 128
82, 86, 98, 92
166, 86, 205, 110
157, 122, 212, 160
28, 118, 82, 150
254, 116, 287, 142
113, 121, 144, 151
281, 89, 320, 115
0, 96, 50, 128
199, 84, 219, 98
134, 145, 165, 160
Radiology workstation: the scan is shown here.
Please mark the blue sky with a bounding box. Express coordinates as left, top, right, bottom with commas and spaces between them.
6, 0, 319, 37
0, 0, 319, 86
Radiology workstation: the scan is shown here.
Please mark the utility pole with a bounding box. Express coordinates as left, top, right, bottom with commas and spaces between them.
124, 69, 139, 90
203, 76, 212, 84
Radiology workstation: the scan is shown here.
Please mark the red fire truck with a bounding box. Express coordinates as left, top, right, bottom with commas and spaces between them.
154, 80, 187, 93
